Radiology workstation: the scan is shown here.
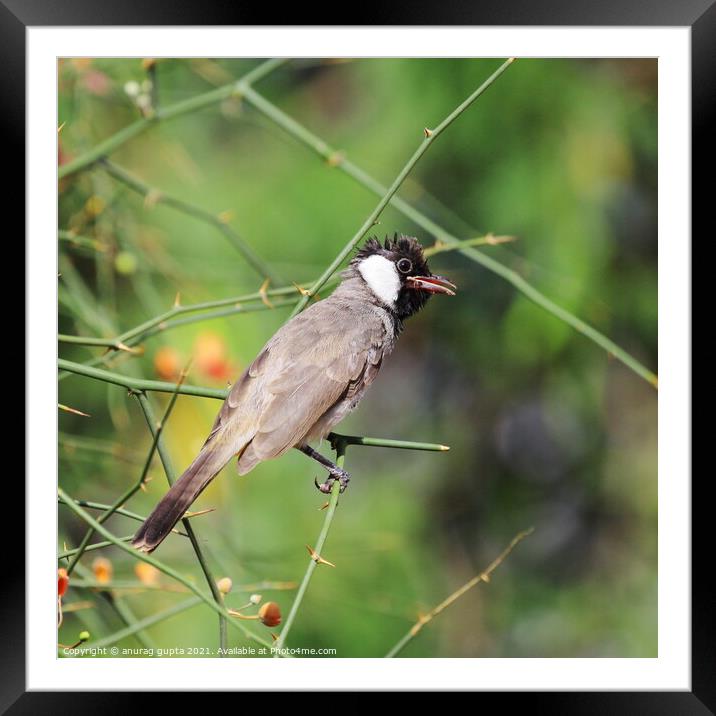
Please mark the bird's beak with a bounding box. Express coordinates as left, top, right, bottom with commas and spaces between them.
406, 274, 457, 296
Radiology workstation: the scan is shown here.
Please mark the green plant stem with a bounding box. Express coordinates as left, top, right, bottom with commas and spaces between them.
57, 297, 299, 382
64, 578, 191, 592
134, 392, 228, 655
242, 70, 657, 388
274, 439, 346, 652
423, 234, 515, 256
136, 298, 296, 339
58, 58, 287, 179
57, 334, 140, 351
68, 596, 203, 653
282, 58, 516, 318
58, 535, 139, 559
59, 498, 190, 535
329, 432, 449, 452
385, 528, 533, 657
100, 159, 281, 284
65, 369, 186, 576
57, 487, 274, 649
58, 286, 320, 359
67, 578, 295, 594
58, 358, 228, 399
115, 292, 294, 344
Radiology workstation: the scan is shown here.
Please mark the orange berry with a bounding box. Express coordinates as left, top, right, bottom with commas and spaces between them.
194, 332, 232, 381
154, 346, 181, 380
134, 562, 160, 586
258, 601, 281, 628
92, 557, 113, 584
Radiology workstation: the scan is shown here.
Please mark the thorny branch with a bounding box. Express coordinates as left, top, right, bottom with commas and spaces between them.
57, 58, 610, 657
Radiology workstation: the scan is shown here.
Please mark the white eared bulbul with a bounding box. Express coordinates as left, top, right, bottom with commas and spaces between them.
132, 235, 456, 552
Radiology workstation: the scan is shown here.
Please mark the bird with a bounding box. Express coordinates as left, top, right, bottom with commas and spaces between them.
132, 234, 456, 553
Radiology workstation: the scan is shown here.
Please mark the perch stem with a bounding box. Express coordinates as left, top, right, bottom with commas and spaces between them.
274, 439, 347, 652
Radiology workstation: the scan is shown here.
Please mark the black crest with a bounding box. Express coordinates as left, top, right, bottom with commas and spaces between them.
353, 234, 434, 320
354, 234, 429, 272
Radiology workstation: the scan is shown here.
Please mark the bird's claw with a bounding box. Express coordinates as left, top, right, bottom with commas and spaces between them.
313, 470, 351, 494
314, 476, 332, 494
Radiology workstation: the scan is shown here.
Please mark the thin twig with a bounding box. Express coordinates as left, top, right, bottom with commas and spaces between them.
58, 535, 143, 559
142, 298, 296, 337
58, 285, 316, 360
115, 283, 324, 345
56, 365, 451, 462
63, 579, 191, 593
423, 234, 516, 256
285, 58, 516, 319
274, 439, 347, 652
329, 432, 449, 452
385, 528, 534, 657
59, 498, 190, 535
66, 578, 296, 594
58, 358, 228, 400
58, 333, 143, 353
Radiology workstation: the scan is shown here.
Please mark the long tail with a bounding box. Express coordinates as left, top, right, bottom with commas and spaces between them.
131, 446, 231, 553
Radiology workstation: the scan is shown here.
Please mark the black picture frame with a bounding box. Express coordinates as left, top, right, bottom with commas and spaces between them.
10, 1, 703, 710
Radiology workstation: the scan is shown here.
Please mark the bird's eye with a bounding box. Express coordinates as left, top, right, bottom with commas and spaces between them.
397, 258, 412, 274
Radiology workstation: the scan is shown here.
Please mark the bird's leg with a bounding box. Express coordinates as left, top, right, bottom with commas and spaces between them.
298, 444, 351, 494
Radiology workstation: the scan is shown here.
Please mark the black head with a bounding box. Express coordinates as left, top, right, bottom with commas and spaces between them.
352, 234, 456, 319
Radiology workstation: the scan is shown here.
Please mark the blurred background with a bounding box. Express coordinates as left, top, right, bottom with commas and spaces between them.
58, 58, 657, 658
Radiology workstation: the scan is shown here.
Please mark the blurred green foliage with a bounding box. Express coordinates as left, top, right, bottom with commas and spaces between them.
58, 58, 657, 657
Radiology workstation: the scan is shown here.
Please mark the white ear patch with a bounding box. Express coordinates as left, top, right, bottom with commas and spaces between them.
358, 254, 401, 307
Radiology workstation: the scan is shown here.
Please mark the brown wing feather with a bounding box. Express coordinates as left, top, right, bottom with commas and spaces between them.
232, 300, 387, 473
201, 345, 271, 448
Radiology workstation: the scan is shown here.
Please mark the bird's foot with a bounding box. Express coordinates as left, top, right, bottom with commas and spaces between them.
314, 468, 351, 494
